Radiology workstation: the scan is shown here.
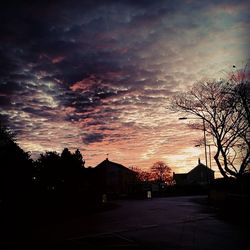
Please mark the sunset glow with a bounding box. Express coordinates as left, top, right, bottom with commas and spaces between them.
0, 0, 249, 176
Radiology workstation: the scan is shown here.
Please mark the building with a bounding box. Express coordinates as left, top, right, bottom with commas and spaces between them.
95, 158, 137, 197
173, 159, 214, 186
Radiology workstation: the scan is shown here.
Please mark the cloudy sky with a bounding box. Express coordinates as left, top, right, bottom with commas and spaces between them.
0, 0, 249, 174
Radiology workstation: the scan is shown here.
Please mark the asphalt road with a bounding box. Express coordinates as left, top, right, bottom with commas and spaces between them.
32, 195, 249, 249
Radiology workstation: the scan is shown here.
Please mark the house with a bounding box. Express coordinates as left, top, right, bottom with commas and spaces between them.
173, 159, 214, 186
173, 173, 188, 186
95, 158, 137, 197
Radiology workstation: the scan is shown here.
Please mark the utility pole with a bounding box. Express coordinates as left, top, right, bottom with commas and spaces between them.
202, 119, 208, 168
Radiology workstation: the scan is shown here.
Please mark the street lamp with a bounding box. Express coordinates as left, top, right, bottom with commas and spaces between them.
179, 117, 208, 168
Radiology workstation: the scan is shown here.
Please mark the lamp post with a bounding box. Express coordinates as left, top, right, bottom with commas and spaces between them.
208, 144, 211, 170
179, 117, 208, 168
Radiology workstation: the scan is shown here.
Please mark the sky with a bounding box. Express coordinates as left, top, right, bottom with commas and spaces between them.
0, 0, 249, 175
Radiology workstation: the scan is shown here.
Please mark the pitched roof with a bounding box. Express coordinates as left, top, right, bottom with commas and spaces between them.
188, 159, 214, 174
95, 158, 134, 173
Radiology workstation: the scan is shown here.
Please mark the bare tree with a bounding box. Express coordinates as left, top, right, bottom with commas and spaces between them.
227, 65, 250, 173
150, 161, 172, 184
129, 166, 153, 182
171, 66, 249, 179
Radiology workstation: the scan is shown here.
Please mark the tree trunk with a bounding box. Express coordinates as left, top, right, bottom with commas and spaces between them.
214, 149, 228, 178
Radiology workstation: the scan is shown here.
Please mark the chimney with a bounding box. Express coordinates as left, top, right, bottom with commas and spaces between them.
198, 158, 201, 164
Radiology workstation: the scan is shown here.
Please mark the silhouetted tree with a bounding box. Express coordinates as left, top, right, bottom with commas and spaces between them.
36, 151, 62, 192
171, 65, 250, 179
60, 148, 85, 194
35, 148, 86, 195
61, 148, 85, 172
73, 148, 85, 168
61, 147, 73, 177
150, 161, 172, 184
228, 67, 250, 174
0, 125, 33, 246
61, 147, 72, 160
0, 124, 33, 202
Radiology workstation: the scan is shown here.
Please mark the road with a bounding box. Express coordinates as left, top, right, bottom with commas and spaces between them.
32, 196, 248, 249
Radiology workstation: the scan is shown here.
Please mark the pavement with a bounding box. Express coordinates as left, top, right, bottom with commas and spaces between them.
28, 196, 249, 249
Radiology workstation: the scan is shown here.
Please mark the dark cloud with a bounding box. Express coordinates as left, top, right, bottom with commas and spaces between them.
0, 0, 248, 169
21, 106, 56, 119
0, 114, 10, 126
0, 0, 181, 103
82, 132, 105, 144
0, 81, 24, 95
0, 96, 11, 106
